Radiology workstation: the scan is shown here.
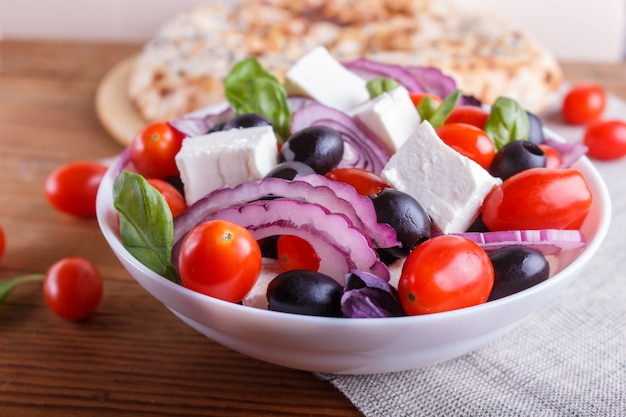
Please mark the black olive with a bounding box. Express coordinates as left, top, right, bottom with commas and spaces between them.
371, 188, 431, 259
265, 161, 316, 180
222, 113, 273, 130
279, 126, 344, 174
488, 246, 550, 301
488, 140, 546, 180
526, 111, 545, 145
266, 270, 343, 317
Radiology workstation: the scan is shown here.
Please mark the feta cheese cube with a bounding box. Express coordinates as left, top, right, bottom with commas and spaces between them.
175, 125, 278, 204
284, 46, 370, 113
351, 86, 421, 152
381, 121, 501, 234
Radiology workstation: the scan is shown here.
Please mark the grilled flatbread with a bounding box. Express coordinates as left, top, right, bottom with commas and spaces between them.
128, 0, 562, 121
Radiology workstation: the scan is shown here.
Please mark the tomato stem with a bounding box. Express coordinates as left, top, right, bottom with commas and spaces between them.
0, 273, 45, 303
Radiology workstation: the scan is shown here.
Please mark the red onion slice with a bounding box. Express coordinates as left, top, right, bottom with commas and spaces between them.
291, 103, 393, 174
544, 137, 589, 168
172, 175, 398, 248
405, 66, 458, 99
453, 229, 587, 255
199, 199, 389, 282
342, 58, 425, 93
169, 102, 232, 137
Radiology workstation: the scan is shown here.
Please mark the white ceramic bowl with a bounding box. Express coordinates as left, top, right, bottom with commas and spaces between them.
96, 138, 611, 375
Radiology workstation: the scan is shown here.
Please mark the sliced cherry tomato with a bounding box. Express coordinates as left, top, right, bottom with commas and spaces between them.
561, 83, 606, 125
146, 178, 187, 217
482, 168, 593, 231
276, 235, 320, 272
178, 220, 262, 303
325, 167, 390, 197
583, 119, 626, 160
435, 123, 496, 169
538, 144, 563, 168
45, 161, 108, 217
409, 92, 442, 108
444, 105, 489, 129
398, 235, 494, 315
43, 257, 103, 321
130, 121, 186, 179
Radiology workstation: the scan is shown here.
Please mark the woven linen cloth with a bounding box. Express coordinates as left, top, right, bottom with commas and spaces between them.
318, 98, 626, 416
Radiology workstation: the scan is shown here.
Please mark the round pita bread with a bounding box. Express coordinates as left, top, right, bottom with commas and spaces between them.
128, 0, 562, 122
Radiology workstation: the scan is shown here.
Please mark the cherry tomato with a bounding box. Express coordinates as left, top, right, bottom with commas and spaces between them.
43, 257, 103, 321
398, 235, 494, 315
146, 178, 187, 217
45, 161, 108, 217
435, 123, 496, 169
178, 220, 262, 303
130, 122, 186, 179
538, 144, 563, 168
583, 120, 626, 160
409, 92, 442, 108
482, 168, 593, 231
276, 235, 320, 272
0, 225, 5, 261
444, 105, 489, 129
325, 167, 390, 197
561, 83, 606, 125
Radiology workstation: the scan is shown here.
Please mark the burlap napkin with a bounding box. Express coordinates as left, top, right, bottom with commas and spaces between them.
319, 98, 626, 416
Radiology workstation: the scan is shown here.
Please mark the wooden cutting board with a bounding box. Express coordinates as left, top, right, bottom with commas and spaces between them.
95, 55, 146, 146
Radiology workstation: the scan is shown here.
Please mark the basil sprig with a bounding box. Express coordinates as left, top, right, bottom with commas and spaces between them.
366, 77, 401, 99
113, 172, 179, 283
484, 96, 530, 150
224, 57, 291, 142
417, 89, 462, 128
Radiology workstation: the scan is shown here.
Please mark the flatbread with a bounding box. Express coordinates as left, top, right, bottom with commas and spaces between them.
128, 0, 563, 122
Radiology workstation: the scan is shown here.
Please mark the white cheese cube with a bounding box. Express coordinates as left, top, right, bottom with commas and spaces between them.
284, 46, 370, 113
351, 86, 421, 152
381, 121, 501, 234
175, 125, 279, 205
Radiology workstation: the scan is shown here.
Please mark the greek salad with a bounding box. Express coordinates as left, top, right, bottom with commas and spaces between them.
112, 46, 593, 318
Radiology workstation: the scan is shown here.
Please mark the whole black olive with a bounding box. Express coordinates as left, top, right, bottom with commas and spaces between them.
488, 245, 550, 301
488, 140, 546, 180
279, 126, 344, 174
371, 188, 431, 259
265, 161, 316, 180
222, 113, 273, 130
266, 270, 343, 317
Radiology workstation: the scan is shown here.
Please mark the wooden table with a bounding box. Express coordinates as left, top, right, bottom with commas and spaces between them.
0, 40, 624, 416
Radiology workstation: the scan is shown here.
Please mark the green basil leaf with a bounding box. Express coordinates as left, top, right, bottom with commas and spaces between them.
484, 96, 530, 150
113, 172, 179, 283
224, 57, 291, 142
427, 89, 462, 128
416, 95, 439, 121
366, 77, 401, 99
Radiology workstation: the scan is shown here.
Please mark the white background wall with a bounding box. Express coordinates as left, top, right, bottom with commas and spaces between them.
0, 0, 624, 62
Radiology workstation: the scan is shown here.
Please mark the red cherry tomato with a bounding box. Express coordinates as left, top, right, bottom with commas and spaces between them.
45, 161, 108, 217
398, 235, 494, 315
130, 122, 185, 179
409, 92, 442, 108
146, 178, 187, 217
583, 120, 626, 160
325, 167, 391, 197
538, 144, 563, 168
435, 123, 496, 169
561, 83, 606, 125
43, 257, 103, 321
276, 235, 320, 272
482, 168, 593, 231
444, 105, 489, 129
178, 220, 262, 303
0, 225, 5, 261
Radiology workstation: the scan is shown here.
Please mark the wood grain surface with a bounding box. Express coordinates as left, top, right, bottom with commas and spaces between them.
0, 39, 624, 416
